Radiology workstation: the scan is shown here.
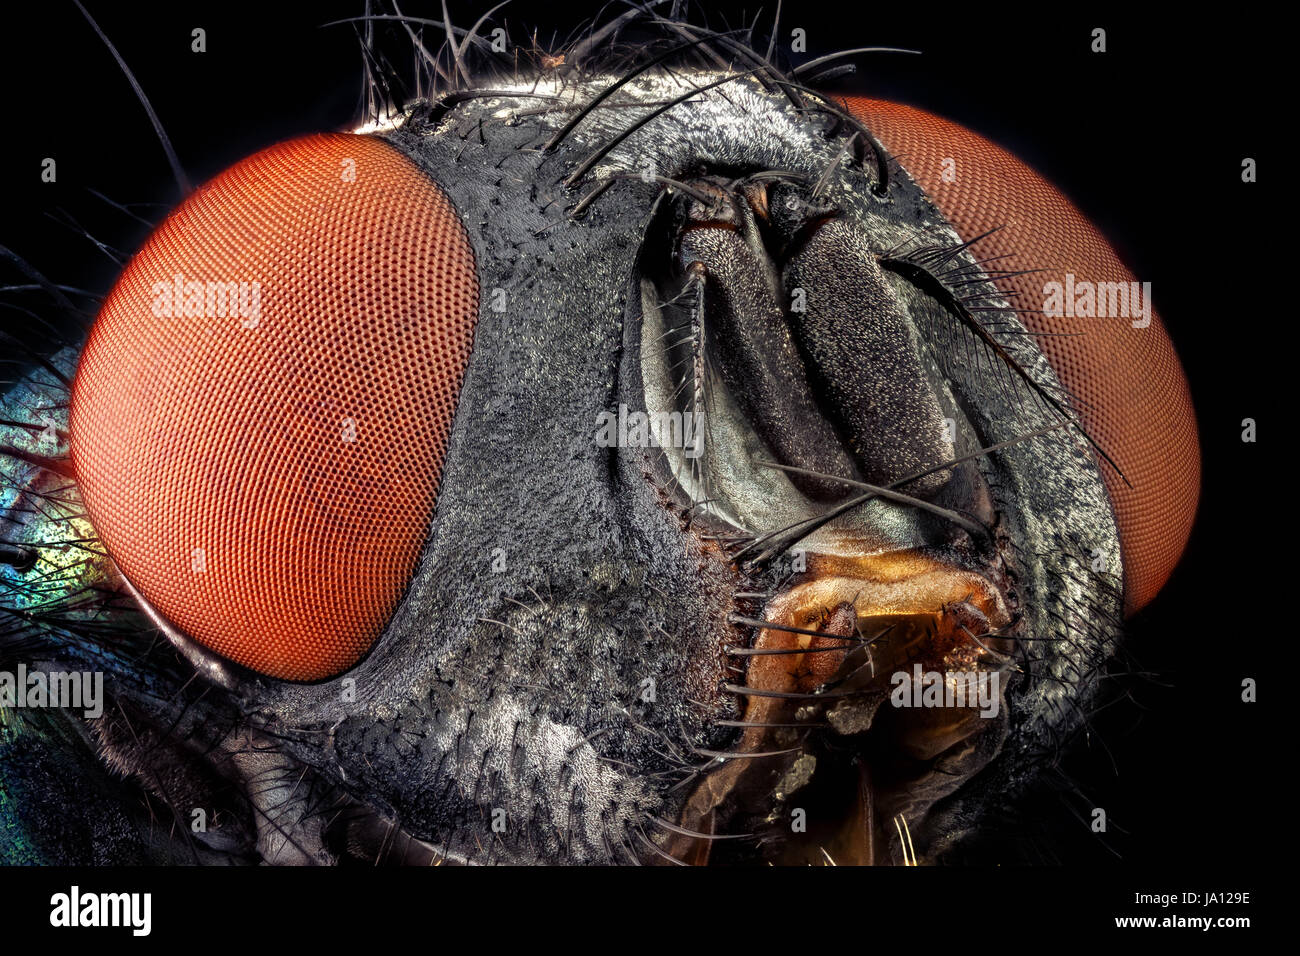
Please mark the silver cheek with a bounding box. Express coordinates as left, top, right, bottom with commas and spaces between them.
120, 576, 240, 692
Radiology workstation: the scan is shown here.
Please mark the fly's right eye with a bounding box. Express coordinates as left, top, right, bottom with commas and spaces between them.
69, 133, 480, 681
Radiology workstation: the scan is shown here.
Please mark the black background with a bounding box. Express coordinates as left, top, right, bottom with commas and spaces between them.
0, 0, 1274, 886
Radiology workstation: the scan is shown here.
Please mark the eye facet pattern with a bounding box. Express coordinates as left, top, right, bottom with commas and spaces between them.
70, 133, 479, 681
842, 98, 1200, 615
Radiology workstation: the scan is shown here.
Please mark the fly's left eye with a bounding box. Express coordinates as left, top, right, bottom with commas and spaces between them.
841, 98, 1200, 615
69, 133, 479, 681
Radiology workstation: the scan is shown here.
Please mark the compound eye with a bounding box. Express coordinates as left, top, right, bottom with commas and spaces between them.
70, 133, 479, 680
841, 98, 1199, 615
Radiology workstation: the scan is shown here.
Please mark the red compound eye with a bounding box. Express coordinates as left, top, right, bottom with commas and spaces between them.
70, 133, 479, 680
841, 98, 1200, 615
